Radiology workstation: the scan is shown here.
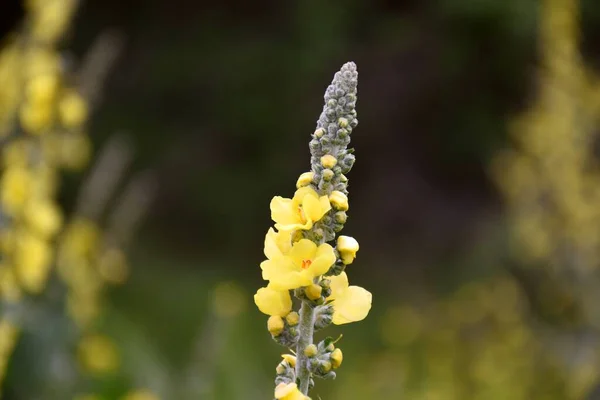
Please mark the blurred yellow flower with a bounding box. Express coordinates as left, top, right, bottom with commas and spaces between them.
261, 239, 335, 290
78, 334, 120, 374
121, 389, 160, 400
1, 167, 32, 215
254, 285, 292, 317
24, 199, 62, 238
59, 90, 88, 128
327, 272, 371, 325
270, 187, 330, 231
14, 233, 52, 293
212, 281, 246, 318
97, 248, 129, 285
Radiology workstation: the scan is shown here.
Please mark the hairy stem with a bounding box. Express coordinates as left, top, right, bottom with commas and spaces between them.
295, 300, 315, 394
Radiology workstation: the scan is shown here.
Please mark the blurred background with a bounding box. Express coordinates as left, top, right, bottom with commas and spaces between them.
3, 0, 600, 399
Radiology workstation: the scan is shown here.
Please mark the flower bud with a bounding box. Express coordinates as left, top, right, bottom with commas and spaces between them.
304, 344, 318, 357
326, 343, 335, 352
285, 311, 299, 326
305, 284, 322, 301
329, 191, 349, 211
334, 211, 347, 224
338, 117, 348, 128
320, 155, 337, 169
319, 279, 330, 290
337, 235, 359, 264
296, 172, 314, 188
276, 363, 287, 374
314, 128, 325, 138
268, 316, 285, 336
281, 354, 297, 368
331, 348, 343, 369
319, 361, 332, 373
322, 169, 334, 182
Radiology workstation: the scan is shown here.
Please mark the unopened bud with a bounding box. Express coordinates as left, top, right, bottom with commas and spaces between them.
337, 235, 359, 264
334, 211, 347, 224
276, 363, 287, 374
338, 118, 348, 128
320, 155, 337, 169
329, 191, 349, 211
326, 343, 335, 352
296, 172, 314, 188
331, 348, 343, 369
285, 311, 299, 326
268, 316, 285, 336
322, 169, 334, 182
281, 354, 297, 368
305, 284, 322, 301
314, 128, 325, 138
319, 361, 332, 373
304, 344, 318, 357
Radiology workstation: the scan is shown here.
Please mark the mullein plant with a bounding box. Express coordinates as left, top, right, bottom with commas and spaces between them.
254, 62, 372, 399
0, 2, 158, 398
493, 0, 600, 396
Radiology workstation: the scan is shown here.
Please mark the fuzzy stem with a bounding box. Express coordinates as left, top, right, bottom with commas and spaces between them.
295, 300, 315, 394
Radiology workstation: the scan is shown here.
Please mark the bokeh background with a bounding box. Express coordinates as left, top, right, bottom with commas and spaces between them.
3, 0, 600, 399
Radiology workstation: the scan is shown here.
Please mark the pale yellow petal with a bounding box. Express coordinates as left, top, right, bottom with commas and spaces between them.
308, 243, 336, 276
254, 286, 292, 316
270, 197, 296, 226
288, 239, 317, 268
264, 228, 283, 259
332, 285, 372, 325
327, 271, 349, 301
270, 269, 312, 291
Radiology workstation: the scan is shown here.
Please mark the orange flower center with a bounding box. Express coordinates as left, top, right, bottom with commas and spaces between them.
301, 259, 312, 270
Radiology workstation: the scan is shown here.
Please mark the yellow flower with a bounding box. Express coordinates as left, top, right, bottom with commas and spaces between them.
1, 167, 32, 215
14, 233, 52, 293
329, 190, 349, 211
327, 272, 371, 325
254, 285, 292, 316
270, 187, 330, 231
263, 228, 292, 260
78, 334, 120, 374
19, 102, 53, 134
275, 382, 308, 400
59, 90, 88, 128
121, 389, 160, 400
261, 239, 336, 290
24, 199, 63, 238
336, 235, 359, 265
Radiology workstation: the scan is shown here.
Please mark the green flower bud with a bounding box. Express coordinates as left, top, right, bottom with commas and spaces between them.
322, 169, 334, 182
334, 211, 347, 224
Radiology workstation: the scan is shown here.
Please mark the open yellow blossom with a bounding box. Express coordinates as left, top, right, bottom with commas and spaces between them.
261, 239, 336, 290
270, 187, 330, 231
275, 382, 309, 400
327, 272, 372, 325
254, 285, 292, 316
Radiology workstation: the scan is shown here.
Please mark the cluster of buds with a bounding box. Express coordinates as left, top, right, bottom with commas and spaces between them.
304, 337, 344, 380
254, 62, 371, 399
268, 311, 300, 347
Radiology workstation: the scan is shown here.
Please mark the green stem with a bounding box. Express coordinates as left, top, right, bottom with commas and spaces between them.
295, 300, 315, 395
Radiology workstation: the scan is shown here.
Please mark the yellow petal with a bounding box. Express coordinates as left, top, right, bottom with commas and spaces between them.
254, 286, 292, 316
288, 239, 317, 268
327, 272, 349, 301
275, 382, 306, 400
270, 197, 296, 226
332, 285, 372, 325
307, 243, 336, 276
